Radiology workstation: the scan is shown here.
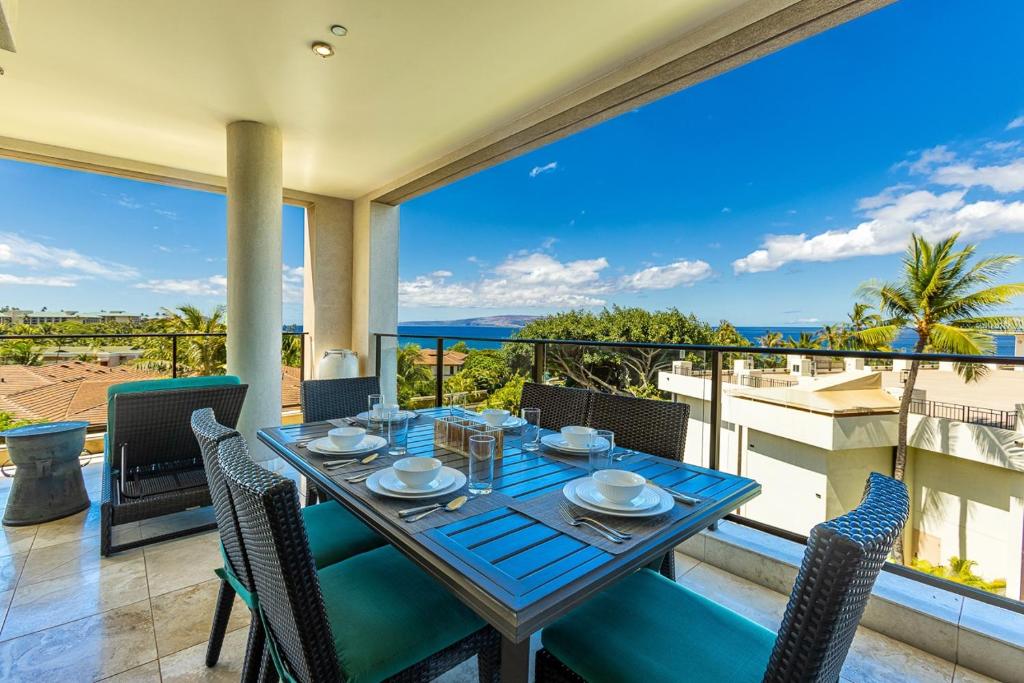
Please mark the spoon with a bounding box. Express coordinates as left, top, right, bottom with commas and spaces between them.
403, 495, 468, 523
325, 453, 379, 470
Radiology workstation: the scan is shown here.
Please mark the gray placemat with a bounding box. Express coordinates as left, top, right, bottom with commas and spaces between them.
507, 486, 691, 554
332, 472, 514, 533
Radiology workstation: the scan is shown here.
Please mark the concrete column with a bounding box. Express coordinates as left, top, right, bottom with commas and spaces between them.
351, 198, 399, 402
226, 121, 282, 460
303, 197, 355, 377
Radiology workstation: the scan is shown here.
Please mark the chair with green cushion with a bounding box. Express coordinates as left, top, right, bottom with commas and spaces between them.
217, 431, 502, 683
191, 408, 387, 682
536, 473, 909, 683
100, 375, 248, 555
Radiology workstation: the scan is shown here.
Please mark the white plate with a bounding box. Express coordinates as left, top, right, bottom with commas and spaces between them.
307, 434, 387, 456
541, 433, 611, 454
562, 477, 674, 517
365, 467, 466, 499
378, 468, 456, 494
355, 410, 418, 424
575, 478, 660, 512
473, 415, 528, 430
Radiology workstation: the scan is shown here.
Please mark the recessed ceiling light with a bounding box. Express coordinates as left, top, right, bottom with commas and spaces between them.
311, 41, 334, 58
330, 25, 348, 37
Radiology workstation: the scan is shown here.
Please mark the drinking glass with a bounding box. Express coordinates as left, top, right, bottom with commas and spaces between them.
367, 393, 384, 434
447, 391, 468, 417
386, 411, 409, 456
467, 434, 495, 495
588, 429, 615, 473
521, 407, 541, 452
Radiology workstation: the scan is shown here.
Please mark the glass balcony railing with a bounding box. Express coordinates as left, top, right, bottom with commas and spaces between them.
376, 331, 1024, 612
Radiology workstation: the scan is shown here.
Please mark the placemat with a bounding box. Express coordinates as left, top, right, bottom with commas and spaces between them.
332, 471, 514, 533
508, 486, 694, 554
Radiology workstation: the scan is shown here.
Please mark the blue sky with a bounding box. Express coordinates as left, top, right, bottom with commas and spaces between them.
399, 0, 1024, 324
2, 0, 1023, 327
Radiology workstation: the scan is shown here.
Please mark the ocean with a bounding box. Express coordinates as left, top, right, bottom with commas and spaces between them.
397, 324, 1020, 355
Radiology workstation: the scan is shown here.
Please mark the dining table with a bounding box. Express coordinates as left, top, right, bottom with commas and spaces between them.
257, 407, 760, 682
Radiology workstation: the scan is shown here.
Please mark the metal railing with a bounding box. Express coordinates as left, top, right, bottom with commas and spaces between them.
909, 398, 1017, 430
375, 331, 1024, 613
0, 331, 308, 378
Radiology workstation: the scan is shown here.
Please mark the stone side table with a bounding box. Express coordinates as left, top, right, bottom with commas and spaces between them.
1, 421, 90, 526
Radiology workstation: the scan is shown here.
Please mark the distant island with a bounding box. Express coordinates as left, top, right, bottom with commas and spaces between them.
400, 315, 540, 328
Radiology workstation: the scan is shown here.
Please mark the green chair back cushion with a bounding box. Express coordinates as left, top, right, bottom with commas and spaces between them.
318, 545, 484, 683
105, 375, 240, 461
542, 568, 776, 683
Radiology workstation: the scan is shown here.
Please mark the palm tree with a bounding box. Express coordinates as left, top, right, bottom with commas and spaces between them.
281, 334, 303, 368
785, 331, 820, 349
757, 330, 784, 348
857, 233, 1024, 562
846, 303, 886, 351
144, 305, 227, 376
815, 324, 850, 350
0, 339, 42, 366
396, 344, 435, 407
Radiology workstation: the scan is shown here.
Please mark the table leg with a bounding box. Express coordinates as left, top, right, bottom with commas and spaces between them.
500, 635, 531, 682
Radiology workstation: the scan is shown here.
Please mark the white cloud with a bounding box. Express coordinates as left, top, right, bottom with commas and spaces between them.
529, 162, 558, 178
929, 159, 1024, 193
721, 207, 732, 213
134, 267, 305, 302
619, 260, 712, 290
1006, 116, 1024, 130
430, 270, 453, 278
734, 143, 1024, 274
117, 193, 142, 209
133, 276, 227, 297
154, 208, 178, 219
0, 273, 79, 287
0, 232, 138, 280
401, 252, 711, 308
899, 145, 956, 174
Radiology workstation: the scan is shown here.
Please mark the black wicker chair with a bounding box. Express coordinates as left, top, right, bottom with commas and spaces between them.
300, 376, 381, 504
520, 382, 592, 431
587, 392, 689, 461
301, 376, 381, 422
100, 381, 247, 556
191, 408, 386, 682
217, 434, 501, 683
535, 472, 909, 683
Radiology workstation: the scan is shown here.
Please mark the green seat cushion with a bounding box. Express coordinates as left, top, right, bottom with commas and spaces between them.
542, 569, 776, 683
319, 545, 484, 683
217, 500, 384, 609
302, 500, 385, 569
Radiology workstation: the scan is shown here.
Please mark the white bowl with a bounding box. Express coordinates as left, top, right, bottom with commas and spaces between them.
392, 457, 442, 488
592, 469, 646, 505
561, 425, 596, 449
327, 427, 365, 450
481, 409, 511, 427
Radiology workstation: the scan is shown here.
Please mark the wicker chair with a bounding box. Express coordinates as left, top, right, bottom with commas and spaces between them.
301, 376, 381, 422
535, 472, 909, 683
520, 382, 592, 431
217, 434, 501, 683
191, 408, 386, 682
100, 377, 247, 556
587, 392, 689, 461
300, 376, 381, 505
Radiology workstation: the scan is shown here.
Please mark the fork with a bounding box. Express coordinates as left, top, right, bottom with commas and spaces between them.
344, 468, 383, 483
556, 502, 623, 544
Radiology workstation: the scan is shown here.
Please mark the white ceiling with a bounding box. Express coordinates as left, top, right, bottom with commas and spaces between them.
0, 0, 752, 199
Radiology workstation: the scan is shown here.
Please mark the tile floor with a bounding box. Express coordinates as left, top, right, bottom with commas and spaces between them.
0, 460, 1004, 682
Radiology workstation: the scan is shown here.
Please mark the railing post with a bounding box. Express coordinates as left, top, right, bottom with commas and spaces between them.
435, 338, 445, 408
708, 350, 723, 472
532, 342, 546, 384
171, 334, 178, 378
299, 333, 306, 380
374, 334, 382, 378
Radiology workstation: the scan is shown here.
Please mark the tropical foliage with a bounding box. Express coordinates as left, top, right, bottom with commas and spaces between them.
856, 233, 1024, 563
911, 556, 1006, 594
141, 305, 227, 376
